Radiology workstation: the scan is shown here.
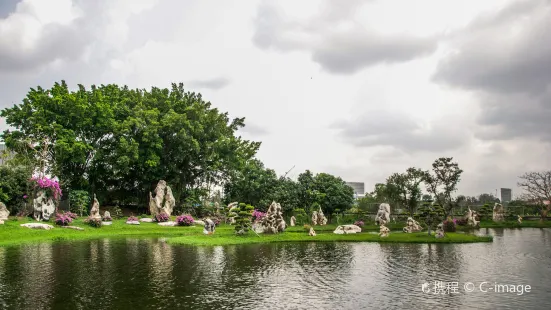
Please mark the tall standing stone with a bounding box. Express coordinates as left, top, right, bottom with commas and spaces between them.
33, 190, 56, 221
0, 202, 9, 220
90, 194, 101, 219
149, 180, 175, 217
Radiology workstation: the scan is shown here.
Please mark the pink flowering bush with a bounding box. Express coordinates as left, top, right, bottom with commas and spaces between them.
252, 210, 266, 222
354, 220, 365, 227
176, 215, 194, 226
30, 176, 62, 200
55, 213, 73, 226
154, 213, 170, 222
65, 211, 78, 219
127, 216, 139, 222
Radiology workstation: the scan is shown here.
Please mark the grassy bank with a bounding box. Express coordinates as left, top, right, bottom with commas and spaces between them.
0, 218, 492, 247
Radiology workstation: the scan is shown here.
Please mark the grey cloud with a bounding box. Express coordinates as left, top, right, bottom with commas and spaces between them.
332, 110, 469, 152
433, 0, 551, 141
188, 77, 230, 90
252, 1, 438, 75
0, 0, 18, 19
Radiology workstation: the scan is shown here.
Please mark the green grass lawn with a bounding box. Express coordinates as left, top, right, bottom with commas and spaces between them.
0, 217, 494, 247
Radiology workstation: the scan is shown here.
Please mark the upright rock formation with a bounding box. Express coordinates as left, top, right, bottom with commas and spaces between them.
0, 202, 9, 220
518, 215, 523, 224
311, 207, 327, 226
33, 190, 56, 221
435, 223, 445, 238
309, 227, 316, 236
149, 180, 175, 217
466, 207, 479, 227
254, 201, 286, 234
375, 203, 391, 226
203, 218, 216, 235
403, 217, 422, 233
226, 202, 238, 224
492, 203, 505, 222
290, 216, 296, 227
90, 194, 101, 219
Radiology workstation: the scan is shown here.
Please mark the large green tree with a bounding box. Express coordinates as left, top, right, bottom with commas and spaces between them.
385, 167, 424, 215
422, 157, 463, 216
2, 81, 260, 209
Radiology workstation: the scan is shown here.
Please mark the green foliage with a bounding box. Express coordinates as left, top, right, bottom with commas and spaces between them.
85, 216, 102, 228
0, 165, 32, 213
385, 167, 424, 216
479, 203, 493, 221
293, 208, 308, 225
416, 202, 445, 235
422, 157, 463, 216
232, 203, 254, 235
69, 190, 90, 216
1, 81, 260, 209
111, 206, 123, 219
311, 173, 355, 216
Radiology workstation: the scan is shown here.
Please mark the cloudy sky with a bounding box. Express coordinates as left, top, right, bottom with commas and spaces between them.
1, 0, 550, 198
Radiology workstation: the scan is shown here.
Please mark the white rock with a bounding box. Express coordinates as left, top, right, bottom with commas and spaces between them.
375, 203, 391, 226
102, 221, 113, 226
333, 224, 362, 234
126, 221, 140, 225
61, 226, 84, 231
0, 220, 4, 225
309, 227, 316, 236
290, 216, 296, 227
311, 206, 327, 226
194, 220, 205, 226
103, 210, 111, 219
140, 218, 154, 223
90, 194, 101, 220
33, 190, 56, 221
402, 217, 422, 233
0, 202, 9, 220
203, 218, 216, 234
21, 223, 55, 230
492, 203, 505, 222
379, 224, 390, 237
158, 221, 177, 227
435, 223, 445, 238
149, 180, 175, 217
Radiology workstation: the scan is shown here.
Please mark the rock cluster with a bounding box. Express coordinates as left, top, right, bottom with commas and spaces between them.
203, 218, 216, 235
492, 203, 505, 222
0, 202, 9, 220
333, 224, 362, 234
311, 207, 327, 226
309, 227, 316, 236
379, 224, 390, 237
466, 207, 479, 227
149, 180, 175, 217
90, 194, 101, 219
435, 223, 445, 238
33, 190, 56, 221
20, 223, 54, 230
375, 203, 391, 226
402, 217, 422, 233
254, 201, 286, 234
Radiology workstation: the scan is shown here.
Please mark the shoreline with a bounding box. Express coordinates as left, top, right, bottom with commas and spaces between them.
0, 218, 507, 247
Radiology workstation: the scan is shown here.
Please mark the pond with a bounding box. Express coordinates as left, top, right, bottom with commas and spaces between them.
0, 228, 550, 309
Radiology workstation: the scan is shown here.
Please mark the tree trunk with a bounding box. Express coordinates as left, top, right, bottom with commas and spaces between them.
541, 208, 549, 223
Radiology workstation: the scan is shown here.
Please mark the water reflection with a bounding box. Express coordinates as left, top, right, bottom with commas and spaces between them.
0, 229, 549, 309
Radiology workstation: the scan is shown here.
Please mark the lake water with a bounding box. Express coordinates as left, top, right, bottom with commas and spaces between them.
0, 228, 550, 310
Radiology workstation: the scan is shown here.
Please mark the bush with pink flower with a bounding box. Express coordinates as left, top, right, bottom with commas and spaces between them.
29, 176, 62, 200
176, 215, 194, 226
252, 210, 266, 222
55, 213, 73, 226
354, 220, 365, 227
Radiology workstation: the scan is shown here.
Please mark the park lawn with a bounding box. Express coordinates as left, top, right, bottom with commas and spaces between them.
0, 218, 493, 247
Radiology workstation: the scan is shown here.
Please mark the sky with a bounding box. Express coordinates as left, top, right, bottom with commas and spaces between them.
1, 0, 550, 198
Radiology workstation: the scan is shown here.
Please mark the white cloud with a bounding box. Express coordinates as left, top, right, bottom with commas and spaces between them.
0, 0, 548, 198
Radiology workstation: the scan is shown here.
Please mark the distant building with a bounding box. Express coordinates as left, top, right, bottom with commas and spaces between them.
346, 182, 365, 198
500, 188, 512, 203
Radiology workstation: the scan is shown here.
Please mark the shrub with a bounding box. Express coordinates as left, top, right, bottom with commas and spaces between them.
65, 211, 78, 219
127, 216, 139, 222
252, 210, 266, 222
69, 190, 90, 216
233, 203, 254, 235
293, 208, 308, 225
85, 216, 102, 228
354, 220, 365, 227
455, 218, 468, 226
442, 217, 457, 232
111, 206, 123, 219
55, 213, 73, 226
303, 224, 311, 231
154, 213, 170, 223
176, 214, 194, 226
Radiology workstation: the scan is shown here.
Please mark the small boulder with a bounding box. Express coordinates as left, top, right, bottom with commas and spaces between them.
140, 218, 154, 223
102, 222, 113, 226
194, 220, 205, 226
61, 226, 84, 231
333, 224, 362, 234
20, 223, 55, 230
126, 220, 140, 225
0, 220, 4, 225
309, 227, 316, 236
158, 221, 177, 227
